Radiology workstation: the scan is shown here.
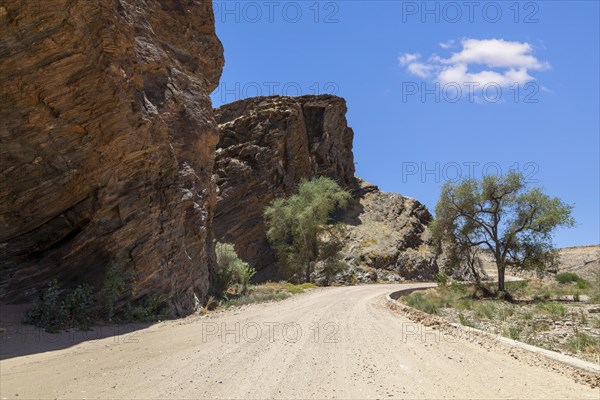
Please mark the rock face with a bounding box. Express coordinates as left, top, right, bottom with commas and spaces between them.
328, 179, 439, 284
556, 245, 600, 280
0, 1, 224, 314
213, 95, 356, 279
213, 96, 439, 283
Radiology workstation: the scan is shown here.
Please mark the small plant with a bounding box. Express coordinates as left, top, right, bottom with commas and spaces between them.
201, 296, 216, 314
405, 292, 440, 315
537, 302, 567, 320
532, 320, 550, 332
458, 313, 476, 328
434, 272, 449, 287
576, 279, 590, 289
567, 332, 600, 354
455, 298, 474, 310
505, 325, 522, 340
521, 310, 534, 320
474, 302, 496, 319
498, 306, 515, 321
238, 263, 257, 295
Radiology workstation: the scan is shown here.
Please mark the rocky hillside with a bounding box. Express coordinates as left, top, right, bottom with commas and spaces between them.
556, 245, 599, 280
330, 180, 439, 284
0, 1, 223, 314
213, 96, 438, 282
213, 95, 356, 279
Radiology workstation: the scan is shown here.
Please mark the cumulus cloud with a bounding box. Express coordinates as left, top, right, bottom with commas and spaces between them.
398, 53, 421, 66
399, 38, 549, 87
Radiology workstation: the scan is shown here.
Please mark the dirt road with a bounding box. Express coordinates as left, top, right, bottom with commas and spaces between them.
1, 284, 598, 399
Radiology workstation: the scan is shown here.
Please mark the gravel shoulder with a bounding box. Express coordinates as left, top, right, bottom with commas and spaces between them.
1, 284, 598, 399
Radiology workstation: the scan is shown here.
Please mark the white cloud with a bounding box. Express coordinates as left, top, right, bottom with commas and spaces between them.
441, 39, 549, 70
399, 38, 549, 88
439, 40, 455, 49
407, 62, 435, 79
398, 53, 421, 66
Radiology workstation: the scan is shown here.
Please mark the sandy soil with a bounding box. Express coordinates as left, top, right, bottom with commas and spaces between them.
1, 284, 598, 399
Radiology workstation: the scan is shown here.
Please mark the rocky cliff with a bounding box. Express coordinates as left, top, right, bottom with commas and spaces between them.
330, 179, 439, 284
213, 95, 438, 282
0, 0, 223, 314
213, 95, 356, 279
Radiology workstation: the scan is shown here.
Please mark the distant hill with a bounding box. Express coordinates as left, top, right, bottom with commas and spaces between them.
479, 244, 599, 280
555, 244, 600, 280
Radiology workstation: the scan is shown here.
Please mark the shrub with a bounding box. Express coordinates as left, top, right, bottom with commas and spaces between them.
127, 294, 169, 321
65, 283, 95, 329
99, 262, 136, 321
24, 280, 68, 333
567, 332, 600, 354
555, 272, 581, 284
434, 272, 449, 287
215, 242, 256, 295
505, 325, 522, 340
24, 280, 95, 332
405, 292, 440, 315
537, 302, 567, 320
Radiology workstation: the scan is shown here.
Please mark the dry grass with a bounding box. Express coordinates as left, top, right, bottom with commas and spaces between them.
219, 282, 317, 308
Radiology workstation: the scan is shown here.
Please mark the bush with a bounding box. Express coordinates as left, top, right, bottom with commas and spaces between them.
24, 280, 95, 333
215, 242, 256, 296
434, 272, 449, 287
127, 293, 169, 321
65, 283, 95, 329
99, 262, 136, 321
555, 272, 582, 284
24, 280, 68, 333
537, 302, 567, 320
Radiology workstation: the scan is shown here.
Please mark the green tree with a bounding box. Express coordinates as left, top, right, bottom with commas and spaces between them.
430, 172, 574, 296
264, 177, 351, 283
317, 225, 349, 286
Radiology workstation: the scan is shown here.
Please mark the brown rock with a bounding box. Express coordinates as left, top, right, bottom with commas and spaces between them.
213, 96, 438, 282
333, 179, 439, 282
213, 95, 355, 278
0, 0, 224, 315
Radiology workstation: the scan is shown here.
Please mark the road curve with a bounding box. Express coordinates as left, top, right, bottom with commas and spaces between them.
1, 284, 598, 399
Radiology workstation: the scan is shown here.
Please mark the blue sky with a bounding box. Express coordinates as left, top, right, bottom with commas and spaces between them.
211, 1, 600, 248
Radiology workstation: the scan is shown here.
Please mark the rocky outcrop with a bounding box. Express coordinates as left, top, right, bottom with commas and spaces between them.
326, 179, 439, 284
0, 1, 224, 314
213, 96, 439, 283
213, 95, 355, 279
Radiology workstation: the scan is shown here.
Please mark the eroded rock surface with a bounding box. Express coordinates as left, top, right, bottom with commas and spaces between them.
328, 179, 439, 284
0, 0, 224, 314
213, 95, 355, 278
213, 96, 438, 282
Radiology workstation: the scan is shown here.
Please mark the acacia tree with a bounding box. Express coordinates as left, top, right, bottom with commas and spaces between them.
264, 177, 351, 283
430, 172, 574, 296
